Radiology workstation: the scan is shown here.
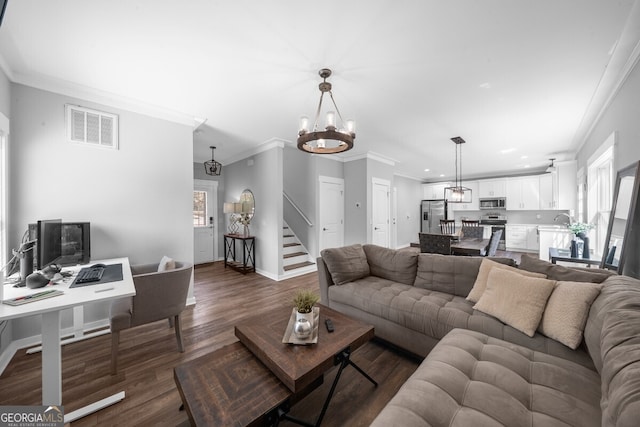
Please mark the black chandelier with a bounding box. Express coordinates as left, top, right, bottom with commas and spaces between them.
297, 68, 356, 154
204, 146, 222, 176
444, 137, 472, 203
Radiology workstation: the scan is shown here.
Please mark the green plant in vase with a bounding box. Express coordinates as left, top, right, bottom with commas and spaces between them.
293, 289, 319, 314
292, 289, 319, 339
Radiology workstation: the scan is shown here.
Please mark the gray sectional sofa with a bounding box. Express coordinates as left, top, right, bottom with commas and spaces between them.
317, 244, 640, 426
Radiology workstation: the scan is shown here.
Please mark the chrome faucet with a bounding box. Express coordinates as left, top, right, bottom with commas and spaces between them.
553, 212, 573, 224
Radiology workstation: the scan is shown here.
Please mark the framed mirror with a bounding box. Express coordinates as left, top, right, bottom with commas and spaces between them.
601, 160, 640, 278
239, 189, 255, 218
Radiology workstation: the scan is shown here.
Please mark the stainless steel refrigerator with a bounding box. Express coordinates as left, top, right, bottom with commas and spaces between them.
421, 199, 447, 234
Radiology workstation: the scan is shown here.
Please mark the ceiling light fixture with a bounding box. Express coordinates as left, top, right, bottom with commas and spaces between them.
444, 137, 472, 203
204, 146, 222, 176
546, 158, 556, 172
297, 68, 356, 154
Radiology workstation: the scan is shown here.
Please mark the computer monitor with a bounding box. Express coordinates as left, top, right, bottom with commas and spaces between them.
36, 219, 62, 270
59, 222, 91, 266
28, 221, 91, 269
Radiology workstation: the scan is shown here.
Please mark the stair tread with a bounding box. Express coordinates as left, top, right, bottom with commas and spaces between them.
283, 243, 301, 247
284, 251, 307, 258
283, 234, 295, 238
284, 261, 315, 271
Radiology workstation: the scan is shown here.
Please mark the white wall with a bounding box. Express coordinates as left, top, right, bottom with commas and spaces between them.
8, 84, 194, 339
394, 175, 422, 248
223, 144, 283, 278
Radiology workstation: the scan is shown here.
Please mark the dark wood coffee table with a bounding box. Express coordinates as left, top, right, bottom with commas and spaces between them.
174, 304, 376, 427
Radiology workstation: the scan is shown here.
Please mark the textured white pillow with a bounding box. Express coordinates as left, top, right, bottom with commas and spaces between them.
158, 256, 176, 272
467, 258, 546, 303
474, 268, 556, 337
538, 281, 603, 349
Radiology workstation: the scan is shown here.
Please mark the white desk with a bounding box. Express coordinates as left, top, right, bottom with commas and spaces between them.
0, 257, 136, 422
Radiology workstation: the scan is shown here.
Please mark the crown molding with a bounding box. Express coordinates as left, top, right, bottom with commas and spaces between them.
9, 69, 203, 128
393, 172, 424, 182
341, 151, 398, 166
574, 0, 640, 151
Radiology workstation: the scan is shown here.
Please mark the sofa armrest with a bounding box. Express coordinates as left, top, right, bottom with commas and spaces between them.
317, 257, 335, 306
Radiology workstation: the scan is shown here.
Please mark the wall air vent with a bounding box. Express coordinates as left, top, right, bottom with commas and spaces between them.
66, 104, 119, 149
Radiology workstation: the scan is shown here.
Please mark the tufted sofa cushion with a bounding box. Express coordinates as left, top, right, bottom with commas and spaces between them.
329, 276, 594, 367
413, 254, 516, 297
363, 244, 418, 285
370, 329, 601, 427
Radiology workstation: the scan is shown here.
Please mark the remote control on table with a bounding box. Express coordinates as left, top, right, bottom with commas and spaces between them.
325, 318, 335, 332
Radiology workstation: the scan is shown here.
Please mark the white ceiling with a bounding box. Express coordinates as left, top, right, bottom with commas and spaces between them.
0, 0, 637, 181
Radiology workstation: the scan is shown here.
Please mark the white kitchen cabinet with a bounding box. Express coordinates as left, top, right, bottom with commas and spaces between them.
450, 180, 479, 211
538, 226, 573, 260
538, 161, 577, 211
423, 182, 450, 200
539, 173, 555, 209
526, 226, 539, 251
478, 179, 507, 198
506, 224, 539, 252
506, 176, 540, 210
506, 225, 528, 249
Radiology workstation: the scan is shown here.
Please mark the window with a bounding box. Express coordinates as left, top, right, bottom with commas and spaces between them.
193, 191, 207, 227
66, 104, 118, 149
587, 134, 615, 258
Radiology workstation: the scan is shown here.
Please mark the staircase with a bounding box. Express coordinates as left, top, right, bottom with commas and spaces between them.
282, 224, 316, 276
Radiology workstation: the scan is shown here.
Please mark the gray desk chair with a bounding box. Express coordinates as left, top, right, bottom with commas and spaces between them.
419, 233, 452, 255
483, 230, 503, 257
109, 260, 193, 375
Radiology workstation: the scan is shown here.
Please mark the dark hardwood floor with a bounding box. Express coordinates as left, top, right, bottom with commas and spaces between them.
0, 262, 420, 426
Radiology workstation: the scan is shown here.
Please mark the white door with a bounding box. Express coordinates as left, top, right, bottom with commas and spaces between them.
372, 178, 391, 247
319, 177, 344, 252
193, 180, 218, 264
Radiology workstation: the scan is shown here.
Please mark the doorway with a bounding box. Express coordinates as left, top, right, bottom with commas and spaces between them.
319, 176, 345, 252
372, 178, 391, 247
193, 179, 218, 264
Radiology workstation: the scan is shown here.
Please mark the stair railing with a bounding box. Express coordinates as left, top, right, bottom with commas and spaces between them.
283, 192, 313, 227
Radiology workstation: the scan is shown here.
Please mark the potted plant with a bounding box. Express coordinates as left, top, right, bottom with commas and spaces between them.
292, 289, 319, 338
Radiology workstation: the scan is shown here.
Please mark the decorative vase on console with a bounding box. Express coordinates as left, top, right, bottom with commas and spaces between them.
292, 289, 319, 339
577, 232, 591, 259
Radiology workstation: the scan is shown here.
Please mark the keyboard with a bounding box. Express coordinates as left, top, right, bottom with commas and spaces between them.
75, 266, 105, 284
3, 289, 64, 306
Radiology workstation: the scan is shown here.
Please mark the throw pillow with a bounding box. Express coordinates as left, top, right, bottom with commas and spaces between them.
158, 255, 176, 272
519, 253, 614, 283
538, 281, 603, 349
466, 258, 546, 303
321, 244, 370, 286
363, 244, 417, 286
474, 268, 557, 337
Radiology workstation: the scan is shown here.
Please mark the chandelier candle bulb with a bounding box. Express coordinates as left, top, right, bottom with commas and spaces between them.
325, 111, 336, 130
346, 119, 356, 134
299, 116, 309, 133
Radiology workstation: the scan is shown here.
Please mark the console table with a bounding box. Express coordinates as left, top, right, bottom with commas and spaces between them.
549, 247, 601, 268
224, 234, 255, 274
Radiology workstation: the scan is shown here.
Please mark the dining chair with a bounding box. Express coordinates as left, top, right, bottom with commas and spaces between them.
483, 229, 503, 257
439, 219, 456, 235
419, 233, 452, 255
461, 226, 484, 239
461, 220, 480, 227
109, 260, 193, 375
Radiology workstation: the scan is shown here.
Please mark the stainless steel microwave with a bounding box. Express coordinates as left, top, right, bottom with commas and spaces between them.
479, 197, 506, 210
